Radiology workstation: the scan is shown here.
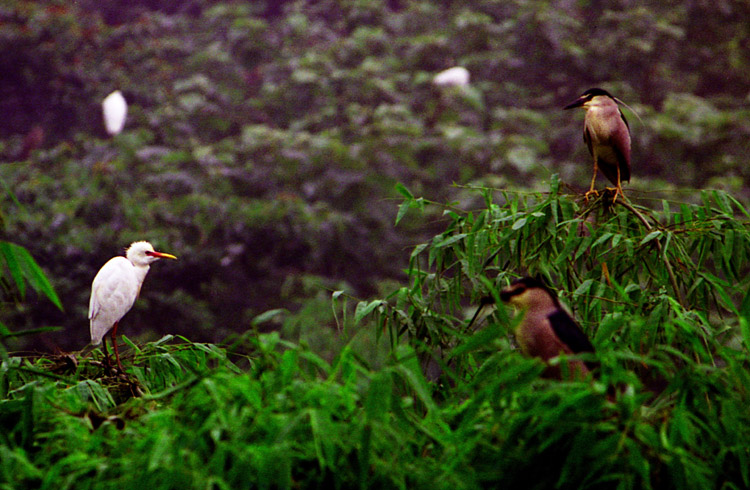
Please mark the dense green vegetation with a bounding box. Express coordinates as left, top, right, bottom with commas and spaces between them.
1, 0, 749, 349
2, 0, 750, 488
4, 188, 750, 488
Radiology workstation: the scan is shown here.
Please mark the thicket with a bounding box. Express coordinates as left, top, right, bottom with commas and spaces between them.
3, 184, 750, 488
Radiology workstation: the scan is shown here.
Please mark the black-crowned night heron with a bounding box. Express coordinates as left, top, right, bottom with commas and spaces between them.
500, 277, 595, 379
89, 241, 177, 372
564, 88, 631, 202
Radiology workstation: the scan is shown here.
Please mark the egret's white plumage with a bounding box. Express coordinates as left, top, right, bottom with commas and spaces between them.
433, 66, 470, 87
102, 90, 127, 135
89, 241, 176, 370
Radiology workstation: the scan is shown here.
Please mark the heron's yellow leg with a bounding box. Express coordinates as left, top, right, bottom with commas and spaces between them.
584, 159, 599, 201
611, 165, 624, 203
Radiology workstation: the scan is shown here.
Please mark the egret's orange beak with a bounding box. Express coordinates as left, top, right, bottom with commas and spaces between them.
146, 251, 177, 260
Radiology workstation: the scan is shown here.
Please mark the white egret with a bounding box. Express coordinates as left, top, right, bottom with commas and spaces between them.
432, 66, 470, 87
89, 241, 177, 372
102, 90, 127, 135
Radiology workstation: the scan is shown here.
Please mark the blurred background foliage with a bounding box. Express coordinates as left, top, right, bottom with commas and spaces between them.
0, 0, 749, 352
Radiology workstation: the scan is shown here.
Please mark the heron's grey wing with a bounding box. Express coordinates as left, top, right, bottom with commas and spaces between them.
611, 125, 631, 182
547, 310, 594, 354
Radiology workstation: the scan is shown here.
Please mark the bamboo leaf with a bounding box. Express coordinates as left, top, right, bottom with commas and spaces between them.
511, 217, 527, 230
252, 308, 286, 326
5, 242, 62, 310
355, 300, 385, 324
410, 243, 428, 259
591, 232, 614, 250
394, 182, 414, 199
433, 233, 466, 248
712, 190, 732, 215
0, 242, 25, 296
639, 231, 661, 246
395, 200, 411, 225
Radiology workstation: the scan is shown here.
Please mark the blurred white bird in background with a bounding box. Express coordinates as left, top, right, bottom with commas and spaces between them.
102, 90, 127, 135
89, 241, 177, 372
432, 66, 470, 87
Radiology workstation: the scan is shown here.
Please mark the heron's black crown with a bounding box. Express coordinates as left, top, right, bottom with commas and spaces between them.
500, 276, 560, 306
580, 87, 615, 99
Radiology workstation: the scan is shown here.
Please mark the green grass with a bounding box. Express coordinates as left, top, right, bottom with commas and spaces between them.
3, 184, 750, 489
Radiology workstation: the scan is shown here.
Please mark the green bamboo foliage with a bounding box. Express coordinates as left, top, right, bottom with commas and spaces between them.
3, 186, 750, 489
370, 180, 750, 488
389, 179, 750, 362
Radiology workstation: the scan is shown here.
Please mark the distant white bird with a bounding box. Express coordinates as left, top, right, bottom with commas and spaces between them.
89, 241, 177, 371
433, 66, 470, 87
102, 90, 127, 135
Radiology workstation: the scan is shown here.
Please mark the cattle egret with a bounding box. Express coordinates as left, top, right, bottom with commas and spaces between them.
102, 90, 128, 135
89, 241, 177, 371
433, 66, 470, 87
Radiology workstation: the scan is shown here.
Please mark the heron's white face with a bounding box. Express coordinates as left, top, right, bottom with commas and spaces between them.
583, 95, 617, 111
125, 241, 177, 266
502, 285, 557, 311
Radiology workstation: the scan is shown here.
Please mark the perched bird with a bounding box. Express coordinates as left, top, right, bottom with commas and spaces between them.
102, 90, 128, 136
564, 88, 631, 202
501, 277, 595, 379
18, 125, 44, 160
433, 66, 470, 87
89, 241, 177, 372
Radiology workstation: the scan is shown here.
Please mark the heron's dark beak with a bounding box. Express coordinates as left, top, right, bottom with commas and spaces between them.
563, 97, 585, 110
